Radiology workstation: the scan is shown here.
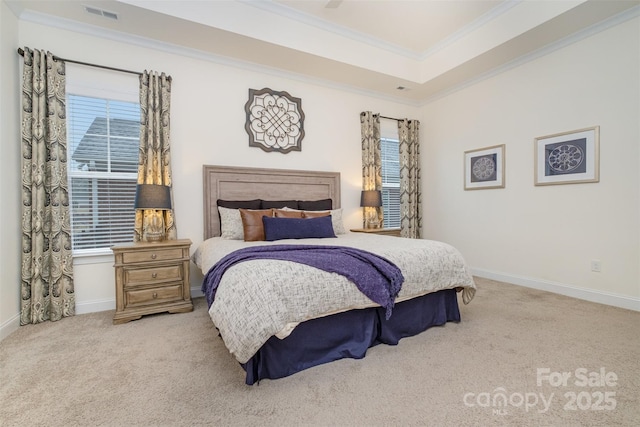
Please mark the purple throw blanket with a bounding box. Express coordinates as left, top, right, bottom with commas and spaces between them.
202, 244, 404, 319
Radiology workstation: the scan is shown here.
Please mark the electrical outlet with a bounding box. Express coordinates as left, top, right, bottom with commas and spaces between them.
591, 260, 602, 272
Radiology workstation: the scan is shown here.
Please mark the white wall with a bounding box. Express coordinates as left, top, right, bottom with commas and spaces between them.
0, 1, 22, 340
421, 16, 640, 309
12, 19, 418, 317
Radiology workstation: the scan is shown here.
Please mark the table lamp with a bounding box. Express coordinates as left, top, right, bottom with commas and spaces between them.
134, 184, 172, 242
360, 190, 382, 229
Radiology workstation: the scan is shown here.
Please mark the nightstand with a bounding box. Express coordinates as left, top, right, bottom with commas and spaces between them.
111, 239, 193, 325
350, 227, 401, 237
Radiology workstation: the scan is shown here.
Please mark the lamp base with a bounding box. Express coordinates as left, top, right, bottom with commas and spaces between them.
144, 232, 165, 243
144, 211, 166, 243
364, 210, 380, 229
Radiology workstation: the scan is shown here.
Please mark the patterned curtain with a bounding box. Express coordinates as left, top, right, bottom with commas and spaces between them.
134, 71, 177, 242
398, 119, 422, 238
20, 48, 74, 325
360, 111, 383, 227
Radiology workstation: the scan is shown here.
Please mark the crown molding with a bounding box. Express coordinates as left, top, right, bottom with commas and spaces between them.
17, 2, 638, 107
419, 0, 522, 61
239, 0, 422, 60
420, 4, 640, 106
241, 0, 522, 62
18, 10, 420, 107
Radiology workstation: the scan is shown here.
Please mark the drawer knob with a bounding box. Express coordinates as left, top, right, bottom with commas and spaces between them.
152, 292, 158, 299
151, 253, 157, 259
152, 273, 157, 278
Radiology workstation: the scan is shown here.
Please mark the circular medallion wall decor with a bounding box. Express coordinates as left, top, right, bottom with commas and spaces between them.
244, 88, 305, 153
463, 144, 505, 190
472, 156, 496, 181
547, 144, 585, 173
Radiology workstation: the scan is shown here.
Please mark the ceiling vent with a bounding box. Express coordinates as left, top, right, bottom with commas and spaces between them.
325, 1, 342, 8
84, 5, 118, 20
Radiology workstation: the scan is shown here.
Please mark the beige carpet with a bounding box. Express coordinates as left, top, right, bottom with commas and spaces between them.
1, 277, 638, 426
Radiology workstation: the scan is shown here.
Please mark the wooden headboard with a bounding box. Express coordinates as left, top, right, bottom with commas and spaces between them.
202, 165, 341, 240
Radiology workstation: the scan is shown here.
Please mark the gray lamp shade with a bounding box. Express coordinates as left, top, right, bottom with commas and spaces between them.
134, 184, 172, 210
360, 190, 382, 208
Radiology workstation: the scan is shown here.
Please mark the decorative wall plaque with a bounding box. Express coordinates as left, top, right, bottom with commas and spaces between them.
244, 88, 305, 153
534, 126, 599, 185
464, 144, 505, 190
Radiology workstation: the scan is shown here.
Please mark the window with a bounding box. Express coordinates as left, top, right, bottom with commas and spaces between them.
67, 95, 140, 252
381, 137, 401, 228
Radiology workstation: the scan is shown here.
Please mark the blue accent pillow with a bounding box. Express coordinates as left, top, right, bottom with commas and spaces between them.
262, 215, 336, 241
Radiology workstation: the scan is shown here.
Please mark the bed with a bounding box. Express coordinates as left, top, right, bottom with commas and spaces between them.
193, 165, 476, 384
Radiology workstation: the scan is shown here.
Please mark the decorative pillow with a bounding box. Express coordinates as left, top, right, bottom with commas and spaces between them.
239, 208, 274, 241
218, 206, 244, 240
274, 209, 304, 218
298, 198, 332, 211
217, 199, 262, 209
262, 216, 336, 241
302, 208, 346, 234
261, 200, 299, 209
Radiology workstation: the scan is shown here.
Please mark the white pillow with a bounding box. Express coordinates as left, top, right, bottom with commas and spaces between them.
218, 206, 243, 240
325, 208, 346, 235
283, 207, 346, 235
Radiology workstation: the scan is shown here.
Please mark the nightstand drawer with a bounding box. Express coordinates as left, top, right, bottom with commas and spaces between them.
122, 248, 184, 264
126, 284, 183, 307
124, 265, 182, 286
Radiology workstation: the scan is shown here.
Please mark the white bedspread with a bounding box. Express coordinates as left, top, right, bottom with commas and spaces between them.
193, 233, 476, 364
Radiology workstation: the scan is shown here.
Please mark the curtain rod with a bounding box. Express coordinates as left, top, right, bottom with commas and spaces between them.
379, 115, 404, 122
17, 47, 142, 77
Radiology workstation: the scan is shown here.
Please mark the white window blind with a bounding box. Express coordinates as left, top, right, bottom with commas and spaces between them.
381, 137, 401, 228
67, 95, 140, 252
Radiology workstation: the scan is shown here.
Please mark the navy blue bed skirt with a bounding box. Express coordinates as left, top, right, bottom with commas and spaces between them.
242, 288, 461, 385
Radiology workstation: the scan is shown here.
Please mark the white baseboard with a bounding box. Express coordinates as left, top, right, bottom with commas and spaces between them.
75, 298, 116, 315
1, 300, 116, 342
0, 313, 20, 342
471, 268, 640, 312
4, 272, 633, 343
55, 289, 204, 317
73, 287, 204, 315
1, 290, 206, 343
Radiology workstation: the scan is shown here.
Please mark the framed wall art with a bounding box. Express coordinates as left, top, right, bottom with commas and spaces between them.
534, 126, 599, 186
244, 88, 305, 154
464, 144, 505, 190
